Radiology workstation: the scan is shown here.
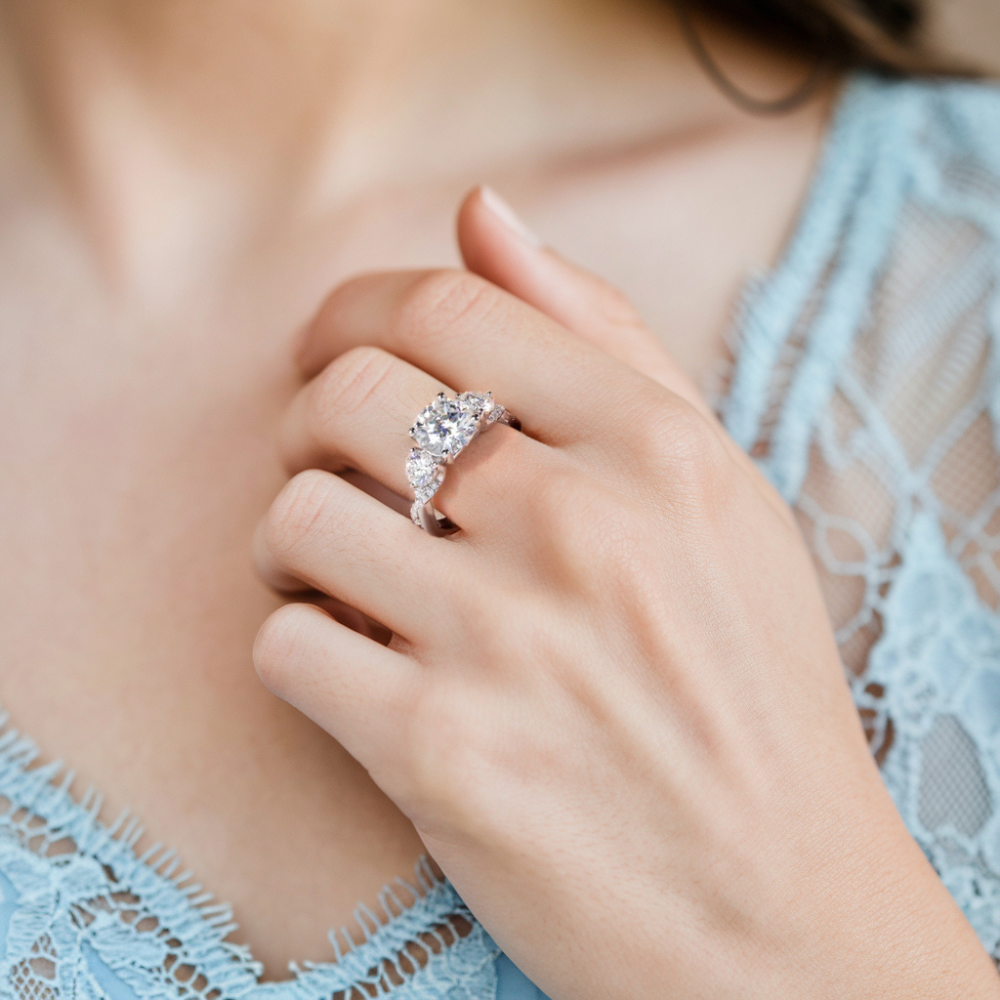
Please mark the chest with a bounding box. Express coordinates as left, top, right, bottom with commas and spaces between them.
0, 117, 823, 975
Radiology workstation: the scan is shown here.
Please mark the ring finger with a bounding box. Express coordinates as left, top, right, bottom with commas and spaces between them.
279, 344, 544, 532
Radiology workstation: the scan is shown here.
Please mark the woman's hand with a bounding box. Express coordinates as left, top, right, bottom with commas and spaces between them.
252, 189, 997, 999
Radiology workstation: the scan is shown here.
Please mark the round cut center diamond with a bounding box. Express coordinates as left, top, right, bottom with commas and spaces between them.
411, 395, 479, 458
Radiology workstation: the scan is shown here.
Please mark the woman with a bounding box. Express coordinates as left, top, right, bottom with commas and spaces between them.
0, 0, 997, 996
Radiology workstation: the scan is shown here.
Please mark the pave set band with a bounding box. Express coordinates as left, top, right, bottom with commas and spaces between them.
406, 391, 517, 534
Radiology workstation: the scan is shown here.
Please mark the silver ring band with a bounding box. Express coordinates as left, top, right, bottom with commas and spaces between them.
406, 391, 516, 535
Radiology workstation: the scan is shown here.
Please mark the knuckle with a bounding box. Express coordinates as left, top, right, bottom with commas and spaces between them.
634, 399, 729, 498
671, 428, 730, 503
312, 346, 397, 422
393, 271, 500, 347
530, 470, 638, 588
263, 469, 337, 563
253, 603, 315, 695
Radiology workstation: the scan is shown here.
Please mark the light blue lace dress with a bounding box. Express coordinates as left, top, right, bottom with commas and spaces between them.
2, 72, 1000, 999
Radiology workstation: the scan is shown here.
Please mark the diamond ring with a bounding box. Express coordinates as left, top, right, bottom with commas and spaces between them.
406, 391, 517, 534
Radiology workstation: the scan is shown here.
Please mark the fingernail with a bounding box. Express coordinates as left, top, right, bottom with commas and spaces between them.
480, 185, 541, 247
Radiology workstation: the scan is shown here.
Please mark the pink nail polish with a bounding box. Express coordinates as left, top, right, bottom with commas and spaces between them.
480, 186, 541, 247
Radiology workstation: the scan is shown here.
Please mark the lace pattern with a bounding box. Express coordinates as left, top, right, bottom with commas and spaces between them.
0, 727, 500, 999
723, 74, 1000, 961
1, 74, 1000, 999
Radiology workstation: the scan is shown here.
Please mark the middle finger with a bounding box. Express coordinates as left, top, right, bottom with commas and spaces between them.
297, 269, 663, 450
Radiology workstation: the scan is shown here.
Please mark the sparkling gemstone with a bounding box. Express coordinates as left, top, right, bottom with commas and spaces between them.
457, 391, 493, 420
411, 394, 480, 459
406, 448, 440, 490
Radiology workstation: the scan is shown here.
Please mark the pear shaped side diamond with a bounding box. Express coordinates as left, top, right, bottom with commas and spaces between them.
406, 448, 441, 491
457, 391, 493, 419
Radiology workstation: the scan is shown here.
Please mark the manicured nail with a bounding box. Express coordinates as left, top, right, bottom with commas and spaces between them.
480, 185, 541, 247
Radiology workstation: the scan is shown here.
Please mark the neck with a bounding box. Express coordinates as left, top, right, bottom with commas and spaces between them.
0, 0, 816, 295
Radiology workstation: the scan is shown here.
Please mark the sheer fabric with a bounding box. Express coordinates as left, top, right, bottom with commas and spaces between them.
721, 73, 1000, 958
0, 74, 998, 999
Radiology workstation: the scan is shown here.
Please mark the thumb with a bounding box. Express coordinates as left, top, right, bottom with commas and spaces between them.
457, 185, 711, 417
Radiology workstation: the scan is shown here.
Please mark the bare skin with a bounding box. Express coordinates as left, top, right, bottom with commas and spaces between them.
0, 0, 836, 978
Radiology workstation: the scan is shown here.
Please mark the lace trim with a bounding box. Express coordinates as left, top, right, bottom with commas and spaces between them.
0, 715, 499, 1000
